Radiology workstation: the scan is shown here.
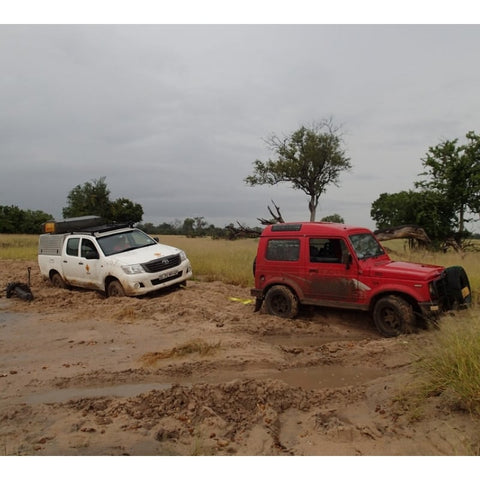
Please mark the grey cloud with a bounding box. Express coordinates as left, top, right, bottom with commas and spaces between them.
2, 25, 480, 230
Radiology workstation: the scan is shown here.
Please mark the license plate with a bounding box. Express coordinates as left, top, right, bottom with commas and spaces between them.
462, 286, 470, 298
158, 270, 178, 281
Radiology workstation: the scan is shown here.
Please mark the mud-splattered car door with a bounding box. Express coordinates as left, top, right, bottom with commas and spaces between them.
304, 237, 362, 305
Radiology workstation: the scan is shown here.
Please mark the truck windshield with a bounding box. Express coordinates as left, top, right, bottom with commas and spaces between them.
349, 233, 385, 260
97, 229, 157, 256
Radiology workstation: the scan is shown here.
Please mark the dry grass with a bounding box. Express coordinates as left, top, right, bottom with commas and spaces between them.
157, 235, 258, 287
413, 309, 480, 415
0, 234, 38, 260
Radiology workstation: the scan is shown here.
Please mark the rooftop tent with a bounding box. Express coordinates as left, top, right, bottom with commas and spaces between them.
42, 216, 105, 234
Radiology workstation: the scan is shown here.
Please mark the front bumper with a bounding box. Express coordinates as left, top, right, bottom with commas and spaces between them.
121, 260, 193, 296
418, 301, 441, 319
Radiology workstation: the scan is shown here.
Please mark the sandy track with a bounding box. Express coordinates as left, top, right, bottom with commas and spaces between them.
1, 260, 478, 455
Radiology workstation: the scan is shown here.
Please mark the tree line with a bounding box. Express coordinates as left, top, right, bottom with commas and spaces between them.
0, 205, 52, 234
0, 177, 144, 234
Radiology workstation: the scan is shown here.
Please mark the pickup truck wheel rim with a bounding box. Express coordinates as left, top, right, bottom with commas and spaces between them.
108, 281, 125, 297
51, 273, 66, 289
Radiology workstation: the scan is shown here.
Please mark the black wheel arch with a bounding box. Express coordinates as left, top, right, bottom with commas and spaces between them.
370, 291, 419, 315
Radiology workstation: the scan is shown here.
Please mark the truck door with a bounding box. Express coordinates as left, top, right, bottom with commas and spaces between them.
62, 237, 102, 288
304, 237, 360, 305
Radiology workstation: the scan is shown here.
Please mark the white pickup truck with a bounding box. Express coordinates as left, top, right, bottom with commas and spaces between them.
38, 216, 193, 297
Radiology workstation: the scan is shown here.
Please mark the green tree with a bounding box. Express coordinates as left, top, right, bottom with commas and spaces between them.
62, 177, 111, 219
245, 120, 351, 221
62, 177, 143, 224
182, 218, 195, 236
0, 205, 52, 233
415, 131, 480, 239
321, 214, 344, 223
371, 190, 454, 243
109, 198, 143, 224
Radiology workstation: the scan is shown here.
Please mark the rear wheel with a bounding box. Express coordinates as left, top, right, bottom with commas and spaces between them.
51, 272, 67, 289
107, 280, 125, 297
264, 285, 299, 319
373, 295, 415, 337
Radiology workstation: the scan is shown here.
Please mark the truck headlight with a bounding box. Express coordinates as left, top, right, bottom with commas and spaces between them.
179, 250, 187, 262
121, 264, 145, 275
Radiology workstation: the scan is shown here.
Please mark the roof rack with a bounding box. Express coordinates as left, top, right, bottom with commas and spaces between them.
42, 216, 133, 234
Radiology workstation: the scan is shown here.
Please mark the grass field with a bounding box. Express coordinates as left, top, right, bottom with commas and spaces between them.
2, 232, 480, 415
0, 234, 38, 261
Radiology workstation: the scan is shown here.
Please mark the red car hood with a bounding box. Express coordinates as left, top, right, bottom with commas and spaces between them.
366, 260, 445, 281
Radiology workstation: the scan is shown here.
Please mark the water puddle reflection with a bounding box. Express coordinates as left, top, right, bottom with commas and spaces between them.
25, 383, 174, 405
271, 365, 385, 390
261, 333, 371, 348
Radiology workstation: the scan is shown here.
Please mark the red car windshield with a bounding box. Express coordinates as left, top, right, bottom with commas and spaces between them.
349, 233, 385, 260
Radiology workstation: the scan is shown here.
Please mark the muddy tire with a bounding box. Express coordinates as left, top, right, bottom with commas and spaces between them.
264, 285, 299, 319
51, 272, 67, 289
107, 280, 125, 297
373, 295, 415, 337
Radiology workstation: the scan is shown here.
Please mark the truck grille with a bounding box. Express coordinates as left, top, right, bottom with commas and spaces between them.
142, 254, 181, 273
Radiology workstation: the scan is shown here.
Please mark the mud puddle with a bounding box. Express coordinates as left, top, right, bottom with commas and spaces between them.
25, 382, 175, 405
0, 301, 29, 324
261, 333, 373, 348
25, 363, 386, 405
272, 365, 386, 390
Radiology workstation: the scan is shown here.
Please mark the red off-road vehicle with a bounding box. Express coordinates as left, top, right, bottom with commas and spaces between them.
251, 222, 471, 337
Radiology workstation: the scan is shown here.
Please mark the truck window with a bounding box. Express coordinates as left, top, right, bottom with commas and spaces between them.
81, 239, 99, 258
266, 239, 300, 261
97, 229, 157, 256
309, 238, 346, 263
66, 238, 80, 256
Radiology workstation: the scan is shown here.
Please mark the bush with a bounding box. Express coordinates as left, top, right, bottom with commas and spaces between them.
415, 310, 480, 414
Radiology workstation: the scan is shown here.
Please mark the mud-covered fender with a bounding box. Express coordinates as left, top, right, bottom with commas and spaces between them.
259, 275, 304, 302
368, 283, 425, 311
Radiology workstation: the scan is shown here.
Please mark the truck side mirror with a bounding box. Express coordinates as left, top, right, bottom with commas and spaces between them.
85, 251, 100, 260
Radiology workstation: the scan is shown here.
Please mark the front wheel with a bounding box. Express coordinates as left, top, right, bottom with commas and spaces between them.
107, 280, 125, 297
51, 272, 67, 289
373, 295, 415, 337
264, 285, 299, 319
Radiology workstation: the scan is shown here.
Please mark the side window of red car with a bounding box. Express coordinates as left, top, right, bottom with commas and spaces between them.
309, 238, 345, 263
266, 239, 300, 261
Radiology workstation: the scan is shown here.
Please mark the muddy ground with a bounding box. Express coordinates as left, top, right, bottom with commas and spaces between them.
1, 259, 479, 456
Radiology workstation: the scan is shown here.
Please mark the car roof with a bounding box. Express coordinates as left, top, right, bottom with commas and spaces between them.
261, 222, 371, 236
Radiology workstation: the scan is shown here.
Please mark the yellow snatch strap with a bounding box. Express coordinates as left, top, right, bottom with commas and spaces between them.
229, 297, 254, 305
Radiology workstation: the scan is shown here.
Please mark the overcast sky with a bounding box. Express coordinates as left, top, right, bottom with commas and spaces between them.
2, 22, 480, 230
